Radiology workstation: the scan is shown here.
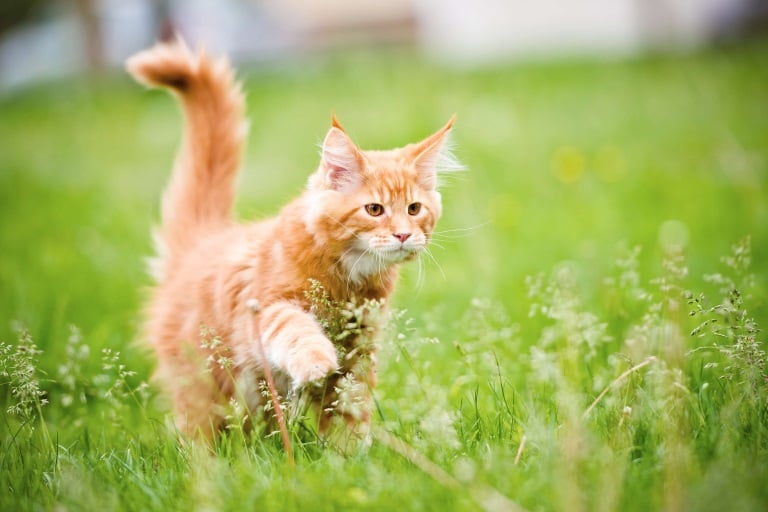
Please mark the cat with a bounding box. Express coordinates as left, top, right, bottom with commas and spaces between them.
126, 39, 456, 443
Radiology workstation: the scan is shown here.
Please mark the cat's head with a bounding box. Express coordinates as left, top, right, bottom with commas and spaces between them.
303, 115, 458, 282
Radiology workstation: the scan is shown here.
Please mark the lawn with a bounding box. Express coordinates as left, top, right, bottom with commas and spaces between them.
1, 39, 767, 511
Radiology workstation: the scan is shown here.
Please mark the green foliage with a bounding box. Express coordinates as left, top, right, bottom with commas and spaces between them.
1, 41, 768, 510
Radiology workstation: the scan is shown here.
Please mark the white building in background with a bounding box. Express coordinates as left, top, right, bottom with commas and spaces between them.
0, 0, 760, 90
419, 0, 757, 64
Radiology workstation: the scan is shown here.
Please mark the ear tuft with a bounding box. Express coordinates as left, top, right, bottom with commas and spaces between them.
410, 115, 460, 189
331, 112, 346, 132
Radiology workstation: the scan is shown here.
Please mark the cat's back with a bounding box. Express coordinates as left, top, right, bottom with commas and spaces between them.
146, 219, 275, 351
159, 218, 278, 296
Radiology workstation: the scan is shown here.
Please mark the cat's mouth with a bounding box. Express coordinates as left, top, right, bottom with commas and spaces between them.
377, 245, 422, 263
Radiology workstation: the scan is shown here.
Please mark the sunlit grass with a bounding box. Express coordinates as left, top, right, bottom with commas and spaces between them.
1, 40, 767, 511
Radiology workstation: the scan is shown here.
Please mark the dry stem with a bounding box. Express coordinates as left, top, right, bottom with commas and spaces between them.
373, 427, 528, 512
583, 356, 657, 419
247, 299, 294, 466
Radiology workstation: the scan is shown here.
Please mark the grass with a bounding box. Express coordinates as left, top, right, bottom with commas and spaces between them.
1, 39, 768, 511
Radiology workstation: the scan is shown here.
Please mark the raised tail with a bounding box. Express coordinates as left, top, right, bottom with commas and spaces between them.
126, 39, 247, 278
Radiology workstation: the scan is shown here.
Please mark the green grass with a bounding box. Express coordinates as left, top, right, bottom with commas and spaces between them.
1, 40, 768, 511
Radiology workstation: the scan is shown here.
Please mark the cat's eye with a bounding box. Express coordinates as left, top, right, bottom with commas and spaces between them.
407, 202, 422, 216
365, 203, 385, 217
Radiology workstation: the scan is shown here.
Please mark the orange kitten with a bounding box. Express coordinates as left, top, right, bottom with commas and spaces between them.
126, 40, 456, 442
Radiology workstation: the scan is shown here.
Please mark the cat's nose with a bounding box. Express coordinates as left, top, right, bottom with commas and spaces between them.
392, 233, 411, 243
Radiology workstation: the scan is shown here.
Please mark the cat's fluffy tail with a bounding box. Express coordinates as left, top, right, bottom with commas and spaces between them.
126, 39, 247, 278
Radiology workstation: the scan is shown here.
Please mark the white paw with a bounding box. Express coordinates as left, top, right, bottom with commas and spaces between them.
288, 336, 338, 388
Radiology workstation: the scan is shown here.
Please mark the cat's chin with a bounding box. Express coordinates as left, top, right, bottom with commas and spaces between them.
377, 247, 421, 263
340, 246, 420, 282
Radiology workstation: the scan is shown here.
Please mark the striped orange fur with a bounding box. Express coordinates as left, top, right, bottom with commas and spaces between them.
127, 39, 456, 442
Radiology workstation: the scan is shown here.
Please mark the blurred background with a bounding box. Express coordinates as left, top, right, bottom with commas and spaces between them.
0, 0, 766, 356
2, 0, 767, 88
2, 4, 768, 510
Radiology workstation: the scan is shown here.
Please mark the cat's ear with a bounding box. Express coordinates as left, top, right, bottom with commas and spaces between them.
409, 115, 456, 190
319, 117, 365, 193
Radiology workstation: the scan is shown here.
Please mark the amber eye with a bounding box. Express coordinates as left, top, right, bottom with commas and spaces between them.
365, 203, 385, 217
407, 202, 422, 216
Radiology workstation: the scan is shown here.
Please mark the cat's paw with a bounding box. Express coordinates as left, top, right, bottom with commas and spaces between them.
288, 336, 338, 388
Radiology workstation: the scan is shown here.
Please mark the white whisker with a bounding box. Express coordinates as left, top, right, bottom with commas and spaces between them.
375, 250, 387, 285
323, 214, 360, 240
422, 247, 447, 281
415, 253, 425, 292
431, 221, 490, 239
333, 244, 360, 278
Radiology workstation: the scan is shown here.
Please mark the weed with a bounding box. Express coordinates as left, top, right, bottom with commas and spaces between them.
1, 329, 48, 426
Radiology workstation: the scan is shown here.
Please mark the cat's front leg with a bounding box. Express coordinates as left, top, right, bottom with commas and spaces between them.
258, 301, 338, 387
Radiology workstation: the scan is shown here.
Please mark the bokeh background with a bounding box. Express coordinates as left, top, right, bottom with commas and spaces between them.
2, 0, 768, 85
2, 1, 768, 511
2, 0, 765, 350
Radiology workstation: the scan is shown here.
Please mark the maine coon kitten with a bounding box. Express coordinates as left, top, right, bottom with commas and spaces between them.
127, 40, 455, 442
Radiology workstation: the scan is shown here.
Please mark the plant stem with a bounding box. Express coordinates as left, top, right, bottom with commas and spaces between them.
583, 356, 657, 419
248, 299, 294, 466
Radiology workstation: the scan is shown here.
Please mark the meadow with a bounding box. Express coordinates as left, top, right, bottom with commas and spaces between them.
1, 39, 767, 511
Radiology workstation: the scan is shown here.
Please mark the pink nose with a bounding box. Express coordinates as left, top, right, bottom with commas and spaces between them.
393, 233, 411, 243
